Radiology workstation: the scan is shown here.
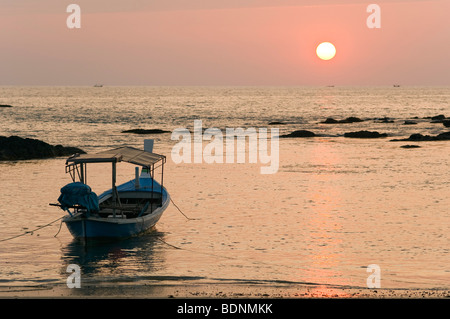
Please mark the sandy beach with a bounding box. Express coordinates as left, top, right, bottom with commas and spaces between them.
1, 283, 448, 299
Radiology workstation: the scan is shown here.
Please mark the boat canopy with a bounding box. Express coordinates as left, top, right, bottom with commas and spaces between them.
66, 146, 166, 167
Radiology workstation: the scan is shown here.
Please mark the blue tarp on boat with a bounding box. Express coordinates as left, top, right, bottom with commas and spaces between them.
58, 182, 99, 213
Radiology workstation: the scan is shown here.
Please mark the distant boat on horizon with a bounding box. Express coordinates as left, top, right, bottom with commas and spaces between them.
93, 84, 103, 87
393, 84, 401, 87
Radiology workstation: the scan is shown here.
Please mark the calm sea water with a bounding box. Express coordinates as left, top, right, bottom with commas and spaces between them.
0, 86, 449, 293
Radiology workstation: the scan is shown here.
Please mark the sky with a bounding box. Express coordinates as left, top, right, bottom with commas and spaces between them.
1, 0, 449, 86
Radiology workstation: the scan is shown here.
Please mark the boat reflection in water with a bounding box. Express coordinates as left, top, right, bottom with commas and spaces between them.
60, 230, 168, 287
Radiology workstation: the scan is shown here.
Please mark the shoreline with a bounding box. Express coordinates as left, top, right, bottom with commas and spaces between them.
1, 283, 448, 299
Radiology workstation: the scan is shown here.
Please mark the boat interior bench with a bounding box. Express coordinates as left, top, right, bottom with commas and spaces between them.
98, 191, 163, 218
97, 204, 160, 219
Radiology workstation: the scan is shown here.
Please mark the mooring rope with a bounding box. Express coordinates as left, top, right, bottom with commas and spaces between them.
170, 197, 199, 220
0, 216, 64, 242
154, 237, 239, 262
54, 218, 64, 237
1, 196, 193, 242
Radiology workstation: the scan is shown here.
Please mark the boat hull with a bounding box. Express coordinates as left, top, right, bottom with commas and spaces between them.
63, 191, 170, 239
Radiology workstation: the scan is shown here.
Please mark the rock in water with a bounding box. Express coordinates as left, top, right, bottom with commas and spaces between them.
321, 118, 339, 124
443, 120, 450, 128
428, 114, 447, 123
0, 136, 85, 161
121, 129, 170, 134
431, 114, 446, 121
375, 117, 394, 123
436, 132, 450, 140
343, 117, 364, 123
0, 104, 13, 108
390, 131, 450, 142
408, 133, 433, 141
279, 130, 316, 138
344, 131, 387, 138
321, 117, 364, 124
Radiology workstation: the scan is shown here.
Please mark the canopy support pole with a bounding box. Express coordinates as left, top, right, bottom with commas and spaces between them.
80, 164, 84, 184
151, 165, 154, 214
112, 161, 117, 217
161, 161, 164, 200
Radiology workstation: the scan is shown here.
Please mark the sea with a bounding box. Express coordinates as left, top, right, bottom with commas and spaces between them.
0, 86, 448, 295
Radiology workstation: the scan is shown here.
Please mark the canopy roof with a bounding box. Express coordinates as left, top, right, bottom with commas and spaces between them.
66, 146, 166, 167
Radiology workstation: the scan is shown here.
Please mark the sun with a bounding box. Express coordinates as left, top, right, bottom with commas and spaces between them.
316, 42, 336, 61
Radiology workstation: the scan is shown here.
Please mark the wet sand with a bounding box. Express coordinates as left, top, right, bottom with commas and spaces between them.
1, 283, 448, 299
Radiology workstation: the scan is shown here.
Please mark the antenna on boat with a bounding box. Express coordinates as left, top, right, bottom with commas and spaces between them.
144, 139, 154, 152
140, 139, 154, 178
135, 167, 140, 189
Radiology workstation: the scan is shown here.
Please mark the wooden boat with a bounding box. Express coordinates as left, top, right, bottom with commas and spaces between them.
52, 140, 169, 240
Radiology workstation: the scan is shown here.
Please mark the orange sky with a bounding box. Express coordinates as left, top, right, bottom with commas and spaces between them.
1, 0, 449, 86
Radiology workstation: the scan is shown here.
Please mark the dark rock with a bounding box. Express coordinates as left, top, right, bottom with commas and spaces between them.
391, 131, 450, 142
403, 120, 417, 125
0, 104, 13, 108
280, 130, 316, 138
0, 136, 85, 161
375, 117, 394, 123
443, 120, 450, 128
409, 133, 431, 141
400, 145, 421, 149
268, 121, 286, 125
428, 115, 447, 123
321, 117, 364, 124
344, 131, 388, 138
121, 129, 170, 134
321, 118, 339, 124
437, 132, 450, 140
431, 114, 446, 121
343, 117, 364, 123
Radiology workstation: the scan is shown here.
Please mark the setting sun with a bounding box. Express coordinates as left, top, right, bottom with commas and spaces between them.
316, 42, 336, 61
